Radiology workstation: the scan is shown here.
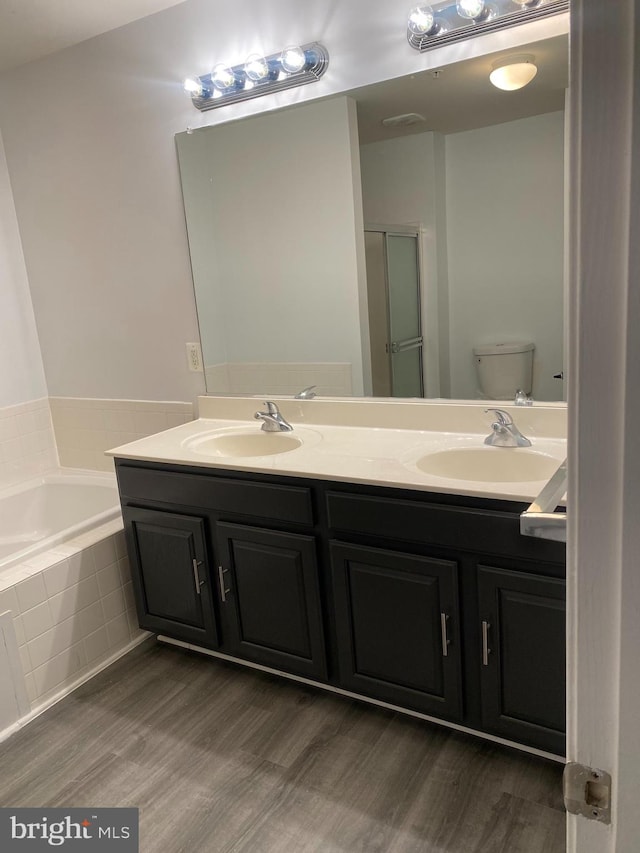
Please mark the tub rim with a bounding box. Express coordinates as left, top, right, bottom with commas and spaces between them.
0, 468, 121, 574
0, 468, 117, 501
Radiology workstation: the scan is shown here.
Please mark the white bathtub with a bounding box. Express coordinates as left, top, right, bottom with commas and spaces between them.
0, 469, 148, 734
0, 471, 121, 572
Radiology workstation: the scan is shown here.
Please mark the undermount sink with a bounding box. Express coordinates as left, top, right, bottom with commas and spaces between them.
413, 447, 561, 483
185, 428, 305, 458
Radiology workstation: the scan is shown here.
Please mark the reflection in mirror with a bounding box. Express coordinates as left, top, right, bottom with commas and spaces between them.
176, 34, 568, 402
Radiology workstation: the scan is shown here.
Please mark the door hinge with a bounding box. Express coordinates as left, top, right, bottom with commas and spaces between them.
563, 762, 611, 824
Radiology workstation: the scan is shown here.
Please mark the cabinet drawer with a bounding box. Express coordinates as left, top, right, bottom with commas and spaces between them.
326, 491, 565, 562
117, 464, 314, 525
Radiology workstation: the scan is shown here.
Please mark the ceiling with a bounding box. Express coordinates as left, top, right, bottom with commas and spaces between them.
0, 3, 568, 138
0, 0, 188, 73
352, 35, 568, 143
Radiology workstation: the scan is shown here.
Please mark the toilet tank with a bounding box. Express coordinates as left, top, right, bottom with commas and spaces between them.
473, 342, 534, 399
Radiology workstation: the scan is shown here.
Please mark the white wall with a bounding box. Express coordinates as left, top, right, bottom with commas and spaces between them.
174, 122, 226, 370
0, 132, 47, 407
0, 0, 568, 404
178, 97, 367, 394
566, 2, 640, 851
446, 111, 565, 400
360, 112, 565, 402
360, 132, 444, 397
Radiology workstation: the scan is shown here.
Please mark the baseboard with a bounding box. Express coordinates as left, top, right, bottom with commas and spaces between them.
158, 635, 565, 764
0, 633, 152, 745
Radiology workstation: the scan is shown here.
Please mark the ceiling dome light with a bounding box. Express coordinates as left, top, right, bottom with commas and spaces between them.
512, 0, 541, 6
456, 0, 486, 19
408, 5, 437, 35
280, 45, 307, 74
489, 54, 538, 90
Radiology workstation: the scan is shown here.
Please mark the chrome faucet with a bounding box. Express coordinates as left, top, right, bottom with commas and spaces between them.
254, 401, 294, 432
514, 389, 534, 406
484, 408, 531, 448
294, 385, 317, 400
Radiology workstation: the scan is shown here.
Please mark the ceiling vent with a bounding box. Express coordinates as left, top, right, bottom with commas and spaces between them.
381, 112, 426, 127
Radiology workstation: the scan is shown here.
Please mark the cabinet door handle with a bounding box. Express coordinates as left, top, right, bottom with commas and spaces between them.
440, 612, 450, 657
481, 620, 491, 666
192, 559, 204, 595
217, 565, 230, 603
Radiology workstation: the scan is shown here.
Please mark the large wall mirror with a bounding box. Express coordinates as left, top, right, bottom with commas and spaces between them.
177, 34, 568, 403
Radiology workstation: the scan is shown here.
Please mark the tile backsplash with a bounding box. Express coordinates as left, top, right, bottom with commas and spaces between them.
50, 398, 194, 471
205, 361, 353, 397
0, 398, 58, 487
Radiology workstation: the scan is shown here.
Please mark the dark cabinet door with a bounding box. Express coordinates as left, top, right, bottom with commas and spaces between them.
330, 542, 463, 720
123, 506, 219, 647
478, 565, 566, 754
217, 522, 327, 680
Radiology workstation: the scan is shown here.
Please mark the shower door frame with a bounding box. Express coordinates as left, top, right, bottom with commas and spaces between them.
364, 224, 425, 399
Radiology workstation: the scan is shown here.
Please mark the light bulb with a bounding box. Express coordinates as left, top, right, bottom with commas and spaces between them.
183, 76, 204, 96
211, 63, 236, 90
408, 5, 436, 35
280, 45, 307, 74
456, 0, 486, 19
489, 55, 538, 90
245, 54, 269, 82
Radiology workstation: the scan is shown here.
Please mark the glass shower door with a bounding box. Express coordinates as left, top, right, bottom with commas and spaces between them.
386, 233, 423, 398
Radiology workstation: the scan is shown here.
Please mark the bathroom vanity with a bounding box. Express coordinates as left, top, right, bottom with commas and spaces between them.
109, 397, 567, 757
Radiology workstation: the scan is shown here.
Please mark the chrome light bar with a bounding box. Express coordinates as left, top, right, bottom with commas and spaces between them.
185, 42, 329, 112
407, 0, 569, 52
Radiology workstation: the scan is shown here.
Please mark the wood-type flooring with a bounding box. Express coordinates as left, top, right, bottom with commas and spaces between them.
0, 640, 566, 852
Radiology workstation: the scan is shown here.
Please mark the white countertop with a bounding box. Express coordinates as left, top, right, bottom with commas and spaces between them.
106, 396, 568, 504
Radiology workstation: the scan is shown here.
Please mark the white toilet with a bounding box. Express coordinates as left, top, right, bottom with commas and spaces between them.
473, 342, 535, 399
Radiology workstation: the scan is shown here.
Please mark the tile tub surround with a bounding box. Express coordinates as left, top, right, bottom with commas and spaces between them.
0, 398, 57, 488
0, 520, 148, 738
0, 396, 191, 738
50, 397, 194, 472
0, 397, 194, 479
107, 395, 568, 504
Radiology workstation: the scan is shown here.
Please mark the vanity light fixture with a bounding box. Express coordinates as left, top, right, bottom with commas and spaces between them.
489, 54, 538, 90
407, 0, 568, 51
183, 76, 211, 99
456, 0, 489, 21
244, 54, 270, 82
183, 42, 329, 112
211, 63, 241, 92
407, 5, 440, 37
279, 45, 308, 74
